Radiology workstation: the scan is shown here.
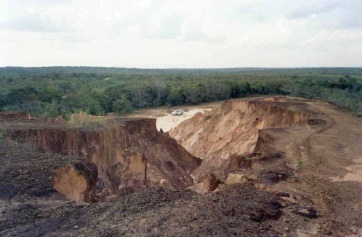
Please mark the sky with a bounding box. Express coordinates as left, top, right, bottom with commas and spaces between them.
0, 0, 361, 68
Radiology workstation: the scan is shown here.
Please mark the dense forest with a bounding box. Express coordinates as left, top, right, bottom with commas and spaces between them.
0, 67, 361, 117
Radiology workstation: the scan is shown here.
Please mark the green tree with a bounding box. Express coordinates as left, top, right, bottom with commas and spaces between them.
112, 97, 133, 115
6, 87, 39, 105
230, 82, 241, 98
0, 97, 5, 111
63, 90, 104, 115
167, 87, 185, 106
39, 86, 62, 103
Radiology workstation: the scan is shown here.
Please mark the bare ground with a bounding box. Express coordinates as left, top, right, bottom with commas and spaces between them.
0, 97, 362, 236
0, 143, 300, 236
124, 101, 221, 132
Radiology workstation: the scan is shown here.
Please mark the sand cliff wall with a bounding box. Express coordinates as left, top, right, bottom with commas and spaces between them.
169, 100, 311, 182
3, 118, 201, 201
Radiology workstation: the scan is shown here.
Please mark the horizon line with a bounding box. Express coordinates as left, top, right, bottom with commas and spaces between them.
1, 66, 362, 69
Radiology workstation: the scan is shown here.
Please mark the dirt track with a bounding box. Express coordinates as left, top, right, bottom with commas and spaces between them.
124, 101, 221, 132
262, 98, 362, 235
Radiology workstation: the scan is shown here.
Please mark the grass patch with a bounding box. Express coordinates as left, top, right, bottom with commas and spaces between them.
68, 111, 109, 126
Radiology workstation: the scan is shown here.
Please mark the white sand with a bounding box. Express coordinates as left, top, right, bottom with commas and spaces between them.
123, 101, 221, 132
156, 108, 211, 132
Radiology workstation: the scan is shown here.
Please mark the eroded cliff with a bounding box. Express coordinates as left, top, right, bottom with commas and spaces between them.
2, 118, 201, 201
1, 98, 362, 236
169, 99, 312, 182
53, 160, 98, 202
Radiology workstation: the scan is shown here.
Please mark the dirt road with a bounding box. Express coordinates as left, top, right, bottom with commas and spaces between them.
124, 101, 221, 132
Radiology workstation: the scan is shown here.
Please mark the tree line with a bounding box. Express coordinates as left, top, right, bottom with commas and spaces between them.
0, 71, 361, 118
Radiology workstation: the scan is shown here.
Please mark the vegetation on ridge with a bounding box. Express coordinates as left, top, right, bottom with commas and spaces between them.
0, 67, 361, 117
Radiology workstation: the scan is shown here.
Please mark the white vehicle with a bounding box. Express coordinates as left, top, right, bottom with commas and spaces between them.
171, 109, 184, 116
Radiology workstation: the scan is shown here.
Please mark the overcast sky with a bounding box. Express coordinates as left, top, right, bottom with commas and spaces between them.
0, 0, 361, 68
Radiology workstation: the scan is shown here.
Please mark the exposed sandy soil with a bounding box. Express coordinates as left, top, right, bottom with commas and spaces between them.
0, 118, 201, 202
125, 101, 221, 132
0, 140, 298, 236
168, 97, 362, 235
0, 143, 318, 237
0, 97, 362, 236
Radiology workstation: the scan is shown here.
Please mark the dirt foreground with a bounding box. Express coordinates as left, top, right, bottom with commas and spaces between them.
0, 97, 362, 236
